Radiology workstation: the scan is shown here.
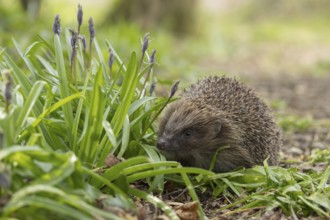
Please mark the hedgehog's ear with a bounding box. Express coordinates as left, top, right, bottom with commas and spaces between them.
211, 120, 222, 137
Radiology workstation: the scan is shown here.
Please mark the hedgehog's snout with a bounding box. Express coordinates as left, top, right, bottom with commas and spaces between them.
156, 138, 167, 150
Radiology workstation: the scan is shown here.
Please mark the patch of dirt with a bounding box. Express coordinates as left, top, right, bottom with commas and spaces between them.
248, 74, 330, 119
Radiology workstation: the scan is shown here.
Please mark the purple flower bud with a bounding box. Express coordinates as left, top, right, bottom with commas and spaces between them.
3, 70, 13, 109
4, 84, 12, 103
77, 4, 83, 28
88, 17, 95, 41
150, 81, 157, 96
53, 14, 61, 35
70, 31, 78, 48
142, 33, 149, 54
70, 48, 77, 62
80, 35, 86, 52
108, 49, 115, 69
70, 32, 78, 64
170, 80, 180, 98
149, 49, 156, 64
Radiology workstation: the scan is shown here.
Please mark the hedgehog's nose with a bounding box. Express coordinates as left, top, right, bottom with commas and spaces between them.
157, 139, 167, 150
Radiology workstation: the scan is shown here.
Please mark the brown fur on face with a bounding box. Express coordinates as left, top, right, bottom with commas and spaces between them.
157, 76, 281, 173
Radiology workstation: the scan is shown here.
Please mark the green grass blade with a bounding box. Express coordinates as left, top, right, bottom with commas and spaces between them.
37, 55, 59, 81
128, 96, 156, 115
12, 38, 38, 80
31, 92, 83, 128
102, 120, 118, 149
15, 81, 47, 134
24, 41, 42, 56
222, 177, 241, 196
71, 68, 91, 154
79, 67, 106, 162
309, 192, 330, 211
82, 167, 133, 203
117, 114, 130, 158
127, 167, 215, 183
140, 144, 163, 162
54, 34, 74, 145
317, 165, 330, 191
299, 195, 330, 217
111, 52, 138, 136
94, 39, 110, 84
180, 171, 205, 220
103, 156, 150, 181
3, 184, 122, 220
4, 196, 92, 220
122, 161, 179, 175
31, 152, 77, 186
3, 53, 33, 101
0, 146, 41, 160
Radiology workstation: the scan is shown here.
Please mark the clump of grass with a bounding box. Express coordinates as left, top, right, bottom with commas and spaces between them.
309, 148, 330, 164
0, 5, 189, 219
207, 163, 330, 218
270, 99, 287, 110
278, 115, 314, 132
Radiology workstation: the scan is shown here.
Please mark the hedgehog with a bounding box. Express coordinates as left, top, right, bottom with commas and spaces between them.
157, 76, 281, 172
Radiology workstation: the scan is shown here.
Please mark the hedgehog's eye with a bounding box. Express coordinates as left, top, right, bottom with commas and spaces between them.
184, 129, 192, 137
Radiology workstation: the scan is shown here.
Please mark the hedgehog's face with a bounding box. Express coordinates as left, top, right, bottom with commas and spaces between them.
157, 99, 222, 160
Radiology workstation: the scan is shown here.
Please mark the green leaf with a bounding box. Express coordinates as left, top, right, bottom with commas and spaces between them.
71, 67, 92, 154
111, 52, 138, 136
3, 195, 93, 220
94, 39, 110, 84
121, 161, 179, 176
102, 120, 117, 150
31, 152, 78, 186
12, 38, 38, 81
3, 53, 33, 102
117, 115, 130, 158
3, 184, 122, 220
54, 34, 74, 145
15, 81, 47, 134
309, 192, 330, 211
114, 175, 129, 193
127, 167, 215, 183
140, 144, 163, 162
103, 156, 150, 181
0, 146, 41, 161
79, 67, 106, 162
128, 96, 155, 115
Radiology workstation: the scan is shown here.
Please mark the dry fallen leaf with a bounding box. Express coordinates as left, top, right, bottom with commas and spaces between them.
137, 206, 149, 220
104, 154, 121, 167
175, 201, 199, 220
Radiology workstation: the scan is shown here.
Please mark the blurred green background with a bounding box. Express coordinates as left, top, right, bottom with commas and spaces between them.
1, 0, 330, 83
